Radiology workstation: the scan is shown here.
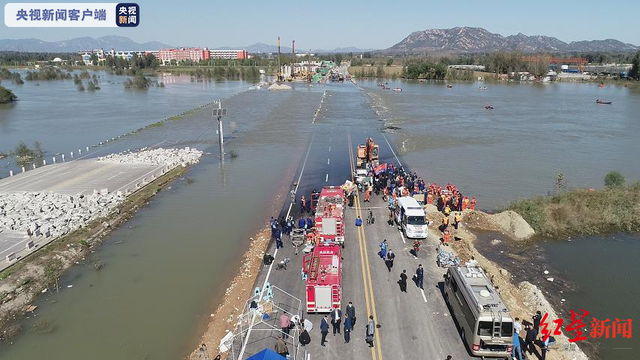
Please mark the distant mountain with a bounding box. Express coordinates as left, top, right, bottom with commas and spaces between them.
385, 27, 638, 54
0, 35, 173, 52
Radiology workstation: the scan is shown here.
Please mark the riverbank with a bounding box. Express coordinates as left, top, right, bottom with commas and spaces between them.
0, 164, 191, 340
506, 182, 640, 238
438, 209, 589, 360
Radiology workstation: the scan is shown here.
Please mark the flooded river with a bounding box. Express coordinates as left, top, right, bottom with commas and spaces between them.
1, 77, 638, 359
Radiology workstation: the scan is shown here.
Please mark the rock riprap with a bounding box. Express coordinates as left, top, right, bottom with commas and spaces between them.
0, 191, 124, 238
97, 147, 203, 168
1, 147, 203, 240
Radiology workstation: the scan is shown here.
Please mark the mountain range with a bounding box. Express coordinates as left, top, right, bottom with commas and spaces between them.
0, 36, 172, 52
385, 27, 638, 54
0, 36, 373, 54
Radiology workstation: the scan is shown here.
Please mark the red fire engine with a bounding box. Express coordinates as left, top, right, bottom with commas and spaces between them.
314, 186, 345, 246
302, 242, 342, 313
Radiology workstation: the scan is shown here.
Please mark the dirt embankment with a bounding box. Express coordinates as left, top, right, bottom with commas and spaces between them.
0, 166, 190, 340
426, 207, 588, 360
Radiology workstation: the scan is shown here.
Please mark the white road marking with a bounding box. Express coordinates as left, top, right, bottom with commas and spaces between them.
420, 289, 428, 303
325, 173, 328, 182
382, 133, 402, 166
328, 146, 331, 152
327, 158, 330, 165
238, 133, 315, 359
399, 230, 406, 244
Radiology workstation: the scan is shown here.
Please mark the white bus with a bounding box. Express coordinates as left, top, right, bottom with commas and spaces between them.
444, 265, 514, 358
394, 197, 428, 239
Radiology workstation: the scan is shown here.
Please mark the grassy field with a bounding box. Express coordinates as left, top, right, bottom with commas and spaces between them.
506, 182, 640, 238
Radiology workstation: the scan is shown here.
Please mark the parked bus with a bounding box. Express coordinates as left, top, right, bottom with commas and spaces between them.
394, 197, 428, 239
444, 265, 513, 358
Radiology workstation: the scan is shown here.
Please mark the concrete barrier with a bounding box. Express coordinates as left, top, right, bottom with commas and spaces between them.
70, 151, 74, 158
32, 163, 36, 169
100, 188, 109, 195
26, 240, 35, 250
6, 253, 17, 263
62, 154, 65, 161
43, 159, 47, 166
21, 166, 25, 173
78, 149, 82, 155
9, 170, 13, 177
53, 157, 57, 164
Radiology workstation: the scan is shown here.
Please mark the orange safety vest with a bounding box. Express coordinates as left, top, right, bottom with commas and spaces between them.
462, 198, 469, 210
470, 198, 476, 210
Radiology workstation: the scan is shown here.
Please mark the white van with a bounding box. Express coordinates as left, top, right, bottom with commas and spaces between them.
394, 197, 428, 239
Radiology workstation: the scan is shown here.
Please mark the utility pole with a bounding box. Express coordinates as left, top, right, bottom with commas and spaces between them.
277, 36, 281, 82
213, 100, 227, 159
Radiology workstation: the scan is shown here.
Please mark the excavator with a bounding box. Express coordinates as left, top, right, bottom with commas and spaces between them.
356, 137, 379, 168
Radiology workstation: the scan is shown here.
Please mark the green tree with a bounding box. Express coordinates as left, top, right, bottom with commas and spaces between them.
629, 51, 640, 80
386, 58, 394, 66
604, 171, 625, 187
0, 85, 17, 103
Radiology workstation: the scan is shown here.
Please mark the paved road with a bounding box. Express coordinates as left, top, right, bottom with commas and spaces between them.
234, 83, 472, 360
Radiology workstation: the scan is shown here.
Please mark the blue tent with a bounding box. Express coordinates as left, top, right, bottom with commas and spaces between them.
247, 348, 286, 360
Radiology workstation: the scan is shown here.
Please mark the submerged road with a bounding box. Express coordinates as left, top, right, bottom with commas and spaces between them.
234, 83, 472, 360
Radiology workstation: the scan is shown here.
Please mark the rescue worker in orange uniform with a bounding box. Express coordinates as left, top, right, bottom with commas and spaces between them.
462, 196, 469, 210
470, 196, 477, 210
444, 205, 452, 217
440, 216, 449, 232
442, 229, 450, 245
454, 213, 462, 230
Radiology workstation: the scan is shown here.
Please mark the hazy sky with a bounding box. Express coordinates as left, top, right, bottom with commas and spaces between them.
2, 0, 639, 49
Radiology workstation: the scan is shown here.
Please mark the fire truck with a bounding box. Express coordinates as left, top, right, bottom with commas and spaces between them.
314, 186, 345, 246
302, 242, 342, 313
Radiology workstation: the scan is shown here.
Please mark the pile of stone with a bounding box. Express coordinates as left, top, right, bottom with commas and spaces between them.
97, 147, 203, 168
0, 191, 125, 239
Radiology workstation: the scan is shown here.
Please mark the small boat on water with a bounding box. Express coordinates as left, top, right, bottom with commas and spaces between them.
446, 84, 453, 88
393, 87, 402, 92
596, 99, 612, 105
484, 104, 494, 110
478, 86, 488, 90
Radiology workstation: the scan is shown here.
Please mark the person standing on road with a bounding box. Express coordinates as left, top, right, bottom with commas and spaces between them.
512, 329, 524, 360
320, 315, 330, 347
299, 327, 311, 347
275, 336, 289, 357
365, 315, 375, 348
346, 301, 356, 327
275, 228, 283, 249
343, 313, 352, 343
524, 324, 537, 355
398, 269, 408, 292
379, 239, 388, 259
300, 195, 307, 214
385, 249, 395, 272
416, 264, 424, 289
331, 306, 342, 336
290, 188, 296, 204
355, 216, 362, 227
280, 314, 291, 339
